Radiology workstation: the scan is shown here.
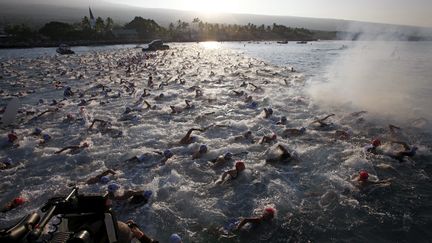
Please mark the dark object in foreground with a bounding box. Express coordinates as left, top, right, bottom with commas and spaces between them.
56, 44, 75, 55
0, 187, 125, 243
142, 40, 170, 52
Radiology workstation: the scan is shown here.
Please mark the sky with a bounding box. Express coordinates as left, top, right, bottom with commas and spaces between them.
105, 0, 432, 27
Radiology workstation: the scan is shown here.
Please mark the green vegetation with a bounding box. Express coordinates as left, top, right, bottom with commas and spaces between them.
1, 16, 337, 47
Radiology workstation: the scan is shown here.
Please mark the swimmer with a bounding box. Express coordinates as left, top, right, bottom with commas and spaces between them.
38, 133, 52, 145
310, 114, 335, 127
282, 127, 306, 137
249, 83, 262, 92
147, 76, 154, 88
123, 149, 174, 166
387, 141, 418, 162
54, 142, 89, 154
184, 100, 194, 109
144, 100, 157, 110
364, 139, 381, 154
210, 152, 233, 167
125, 220, 159, 243
169, 233, 182, 243
351, 170, 392, 189
192, 144, 208, 159
178, 128, 205, 145
235, 207, 276, 231
89, 119, 110, 130
266, 144, 291, 163
86, 169, 116, 184
276, 116, 287, 125
1, 196, 26, 213
215, 161, 246, 184
64, 86, 74, 97
154, 93, 165, 101
195, 89, 203, 98
263, 108, 273, 118
233, 130, 255, 144
0, 157, 14, 170
259, 133, 277, 144
106, 183, 149, 204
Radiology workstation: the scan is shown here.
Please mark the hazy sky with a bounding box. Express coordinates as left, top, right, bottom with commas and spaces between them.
105, 0, 432, 27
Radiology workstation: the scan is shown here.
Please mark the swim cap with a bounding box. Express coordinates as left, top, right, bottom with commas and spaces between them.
125, 107, 132, 113
235, 161, 246, 171
143, 190, 153, 200
250, 101, 258, 108
82, 142, 89, 147
7, 133, 18, 143
281, 116, 287, 122
99, 176, 109, 184
224, 152, 233, 160
264, 207, 276, 218
372, 139, 381, 147
169, 233, 182, 243
4, 157, 13, 166
13, 197, 25, 206
108, 183, 120, 193
299, 127, 306, 133
359, 170, 369, 181
272, 133, 277, 140
199, 144, 208, 153
42, 134, 51, 142
267, 108, 273, 114
164, 149, 174, 158
34, 128, 42, 135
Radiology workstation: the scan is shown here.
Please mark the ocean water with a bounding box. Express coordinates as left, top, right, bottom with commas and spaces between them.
0, 41, 431, 242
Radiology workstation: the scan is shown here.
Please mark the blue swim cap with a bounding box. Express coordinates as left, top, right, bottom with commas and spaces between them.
34, 128, 42, 135
100, 176, 110, 184
164, 149, 174, 158
42, 134, 51, 141
281, 116, 287, 122
107, 183, 120, 193
267, 108, 273, 114
143, 190, 153, 200
300, 127, 306, 133
199, 144, 208, 153
125, 107, 132, 113
250, 101, 258, 108
4, 157, 13, 166
169, 233, 182, 243
138, 154, 148, 162
224, 152, 233, 160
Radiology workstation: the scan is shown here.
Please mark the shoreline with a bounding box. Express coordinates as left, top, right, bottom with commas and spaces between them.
0, 38, 322, 49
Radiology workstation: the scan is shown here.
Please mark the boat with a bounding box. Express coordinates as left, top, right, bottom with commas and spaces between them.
142, 39, 170, 52
56, 44, 75, 55
296, 41, 308, 44
277, 40, 288, 44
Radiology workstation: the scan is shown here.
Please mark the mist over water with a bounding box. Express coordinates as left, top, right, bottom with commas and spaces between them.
307, 29, 432, 130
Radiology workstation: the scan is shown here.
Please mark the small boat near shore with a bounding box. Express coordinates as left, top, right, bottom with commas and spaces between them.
277, 40, 288, 44
142, 39, 170, 52
296, 41, 308, 44
56, 44, 75, 55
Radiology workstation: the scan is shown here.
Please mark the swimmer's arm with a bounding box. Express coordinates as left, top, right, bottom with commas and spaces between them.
55, 145, 79, 154
277, 144, 289, 154
144, 101, 151, 109
320, 114, 335, 122
236, 217, 261, 231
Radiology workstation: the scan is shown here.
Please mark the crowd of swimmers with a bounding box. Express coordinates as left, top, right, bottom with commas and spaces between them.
0, 48, 423, 242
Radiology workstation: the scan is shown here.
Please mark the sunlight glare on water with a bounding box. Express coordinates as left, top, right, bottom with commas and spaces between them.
200, 41, 221, 49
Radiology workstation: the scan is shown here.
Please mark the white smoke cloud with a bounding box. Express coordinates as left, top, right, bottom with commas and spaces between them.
308, 24, 432, 129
